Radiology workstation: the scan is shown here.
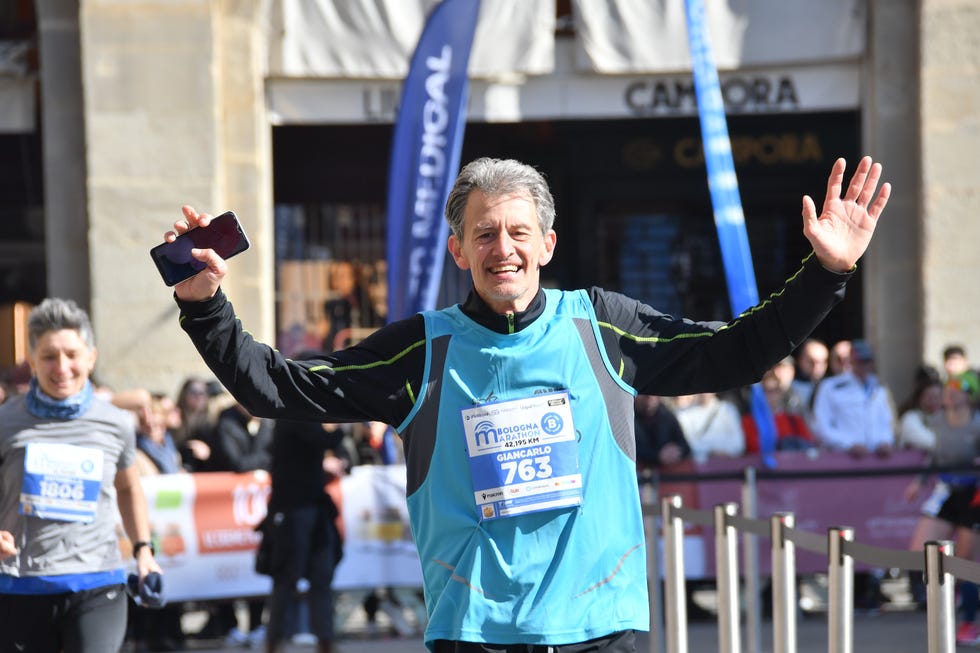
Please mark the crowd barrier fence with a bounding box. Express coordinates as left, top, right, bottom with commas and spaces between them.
643, 462, 980, 653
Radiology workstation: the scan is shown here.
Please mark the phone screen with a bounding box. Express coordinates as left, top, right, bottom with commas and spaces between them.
150, 211, 251, 286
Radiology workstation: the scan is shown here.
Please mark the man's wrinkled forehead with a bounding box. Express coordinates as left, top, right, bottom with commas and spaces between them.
464, 191, 540, 230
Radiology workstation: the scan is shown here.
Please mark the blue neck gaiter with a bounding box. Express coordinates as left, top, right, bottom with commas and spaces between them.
25, 377, 94, 420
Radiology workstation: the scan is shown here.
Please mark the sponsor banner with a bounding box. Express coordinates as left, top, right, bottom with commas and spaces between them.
333, 465, 423, 588
684, 0, 756, 315
385, 0, 480, 321
127, 468, 423, 601
685, 0, 777, 460
135, 472, 272, 601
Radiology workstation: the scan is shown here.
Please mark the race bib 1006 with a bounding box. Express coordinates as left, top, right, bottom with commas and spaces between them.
461, 391, 582, 520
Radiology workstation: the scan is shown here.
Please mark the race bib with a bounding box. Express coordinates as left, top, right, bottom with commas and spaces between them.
20, 442, 105, 523
461, 391, 582, 520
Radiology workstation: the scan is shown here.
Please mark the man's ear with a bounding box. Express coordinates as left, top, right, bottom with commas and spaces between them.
538, 230, 557, 267
448, 234, 470, 270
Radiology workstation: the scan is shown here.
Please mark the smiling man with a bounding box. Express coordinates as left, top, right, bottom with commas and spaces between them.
446, 186, 556, 315
167, 155, 889, 653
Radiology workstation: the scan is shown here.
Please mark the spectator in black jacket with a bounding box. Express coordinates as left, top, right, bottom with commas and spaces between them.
211, 403, 274, 474
260, 419, 347, 653
634, 394, 690, 472
210, 403, 274, 646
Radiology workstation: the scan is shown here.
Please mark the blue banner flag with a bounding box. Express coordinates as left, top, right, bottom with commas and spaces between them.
386, 0, 481, 323
684, 0, 778, 465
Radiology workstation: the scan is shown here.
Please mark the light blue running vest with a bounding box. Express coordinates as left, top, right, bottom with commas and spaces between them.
400, 288, 648, 647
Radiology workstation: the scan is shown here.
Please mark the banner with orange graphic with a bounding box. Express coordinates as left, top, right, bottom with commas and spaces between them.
132, 471, 273, 601
128, 467, 423, 602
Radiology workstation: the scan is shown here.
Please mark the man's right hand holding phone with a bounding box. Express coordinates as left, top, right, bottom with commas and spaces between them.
166, 205, 229, 301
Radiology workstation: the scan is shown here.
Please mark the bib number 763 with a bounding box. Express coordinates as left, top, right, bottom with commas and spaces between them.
501, 456, 553, 484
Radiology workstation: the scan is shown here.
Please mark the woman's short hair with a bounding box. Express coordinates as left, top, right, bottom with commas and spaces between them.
27, 298, 95, 351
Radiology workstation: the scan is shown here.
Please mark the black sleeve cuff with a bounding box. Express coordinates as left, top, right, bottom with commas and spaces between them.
174, 288, 227, 318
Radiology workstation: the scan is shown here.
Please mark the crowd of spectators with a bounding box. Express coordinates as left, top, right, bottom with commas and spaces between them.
630, 337, 980, 469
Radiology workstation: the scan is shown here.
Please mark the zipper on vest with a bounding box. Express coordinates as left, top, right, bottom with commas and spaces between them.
506, 312, 515, 334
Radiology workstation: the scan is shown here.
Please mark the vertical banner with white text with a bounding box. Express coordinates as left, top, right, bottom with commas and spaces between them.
386, 0, 481, 323
684, 0, 777, 462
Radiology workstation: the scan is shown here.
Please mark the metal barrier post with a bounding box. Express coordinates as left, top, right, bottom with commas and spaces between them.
742, 467, 761, 653
827, 527, 854, 653
643, 479, 665, 653
925, 540, 955, 653
662, 495, 688, 653
770, 513, 797, 653
715, 502, 741, 653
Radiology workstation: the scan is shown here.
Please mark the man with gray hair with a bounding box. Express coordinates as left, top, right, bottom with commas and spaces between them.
164, 155, 890, 652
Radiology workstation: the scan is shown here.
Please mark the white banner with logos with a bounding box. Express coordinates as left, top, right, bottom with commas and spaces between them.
132, 467, 423, 602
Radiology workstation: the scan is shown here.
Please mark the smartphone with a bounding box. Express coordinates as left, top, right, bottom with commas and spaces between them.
150, 210, 251, 286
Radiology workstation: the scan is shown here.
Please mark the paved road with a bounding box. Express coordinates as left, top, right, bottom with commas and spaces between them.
161, 608, 946, 653
131, 579, 964, 653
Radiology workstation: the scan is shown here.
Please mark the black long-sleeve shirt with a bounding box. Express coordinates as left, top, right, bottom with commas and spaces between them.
177, 253, 850, 438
